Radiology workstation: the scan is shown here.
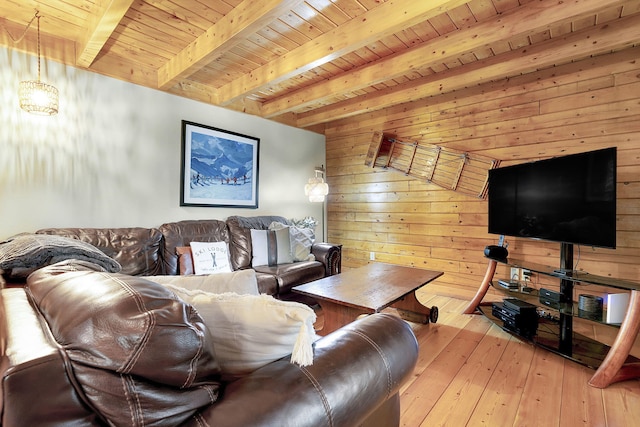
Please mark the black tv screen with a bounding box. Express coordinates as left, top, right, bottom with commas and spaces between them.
488, 147, 617, 249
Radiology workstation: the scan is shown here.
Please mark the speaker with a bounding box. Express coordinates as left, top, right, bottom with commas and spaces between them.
484, 245, 508, 260
606, 293, 630, 324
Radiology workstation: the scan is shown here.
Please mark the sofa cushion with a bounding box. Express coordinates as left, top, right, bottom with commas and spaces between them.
177, 246, 195, 274
254, 260, 326, 295
70, 365, 219, 426
162, 287, 317, 381
250, 228, 293, 266
0, 233, 121, 280
26, 260, 221, 426
269, 221, 316, 262
226, 215, 290, 270
159, 220, 230, 275
145, 269, 260, 296
189, 241, 233, 274
255, 271, 279, 295
36, 227, 162, 276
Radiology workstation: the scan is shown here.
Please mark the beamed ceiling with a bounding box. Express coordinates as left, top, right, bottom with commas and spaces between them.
1, 0, 639, 132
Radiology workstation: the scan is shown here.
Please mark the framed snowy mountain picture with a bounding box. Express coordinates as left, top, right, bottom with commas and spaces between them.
180, 120, 259, 208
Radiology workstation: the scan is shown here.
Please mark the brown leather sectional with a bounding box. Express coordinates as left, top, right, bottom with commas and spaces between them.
36, 215, 342, 300
0, 216, 420, 426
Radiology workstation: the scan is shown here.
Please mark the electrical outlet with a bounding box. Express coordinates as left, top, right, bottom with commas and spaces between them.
369, 251, 375, 261
510, 267, 521, 281
522, 269, 531, 281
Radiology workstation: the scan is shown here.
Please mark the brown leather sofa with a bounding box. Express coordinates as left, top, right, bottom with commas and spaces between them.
35, 215, 342, 300
0, 245, 419, 427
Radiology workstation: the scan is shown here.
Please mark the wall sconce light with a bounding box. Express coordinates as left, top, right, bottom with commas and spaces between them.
17, 11, 59, 115
304, 166, 329, 202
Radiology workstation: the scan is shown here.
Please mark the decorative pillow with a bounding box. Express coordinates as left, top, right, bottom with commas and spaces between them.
269, 222, 315, 262
250, 227, 293, 267
163, 286, 317, 381
0, 233, 121, 279
176, 246, 195, 275
146, 269, 260, 296
189, 241, 232, 275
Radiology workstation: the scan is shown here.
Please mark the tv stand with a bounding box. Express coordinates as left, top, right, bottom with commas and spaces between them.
464, 242, 640, 388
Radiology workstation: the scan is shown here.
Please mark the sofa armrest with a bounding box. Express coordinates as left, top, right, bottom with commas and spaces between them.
187, 313, 418, 427
311, 242, 342, 276
1, 288, 102, 426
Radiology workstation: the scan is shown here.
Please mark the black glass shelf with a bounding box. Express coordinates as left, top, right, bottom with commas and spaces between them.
487, 256, 640, 291
479, 306, 639, 370
490, 281, 620, 328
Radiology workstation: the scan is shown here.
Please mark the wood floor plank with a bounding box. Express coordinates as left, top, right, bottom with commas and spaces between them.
600, 380, 640, 426
560, 360, 606, 426
398, 296, 475, 395
466, 328, 534, 426
400, 315, 491, 426
399, 307, 473, 394
418, 321, 510, 426
513, 348, 565, 426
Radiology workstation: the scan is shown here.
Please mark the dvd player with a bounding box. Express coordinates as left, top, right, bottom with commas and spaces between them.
492, 299, 538, 338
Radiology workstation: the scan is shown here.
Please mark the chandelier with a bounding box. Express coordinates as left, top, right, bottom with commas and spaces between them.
18, 11, 59, 115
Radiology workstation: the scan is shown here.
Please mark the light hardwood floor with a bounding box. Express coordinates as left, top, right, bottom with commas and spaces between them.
398, 289, 640, 427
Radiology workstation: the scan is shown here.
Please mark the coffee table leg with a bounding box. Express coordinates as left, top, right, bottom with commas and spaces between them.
392, 291, 437, 324
317, 301, 368, 336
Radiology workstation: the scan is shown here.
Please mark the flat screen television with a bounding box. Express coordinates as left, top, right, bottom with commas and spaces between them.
487, 147, 617, 249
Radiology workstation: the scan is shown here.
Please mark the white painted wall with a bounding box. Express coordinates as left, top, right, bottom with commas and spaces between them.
0, 47, 326, 239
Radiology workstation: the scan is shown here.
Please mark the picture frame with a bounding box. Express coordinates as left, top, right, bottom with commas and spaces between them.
180, 120, 259, 208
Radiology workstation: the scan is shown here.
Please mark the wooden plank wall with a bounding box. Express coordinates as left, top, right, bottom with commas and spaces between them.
323, 46, 640, 300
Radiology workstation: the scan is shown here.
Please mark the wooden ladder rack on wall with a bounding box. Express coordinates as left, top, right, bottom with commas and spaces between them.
364, 131, 500, 199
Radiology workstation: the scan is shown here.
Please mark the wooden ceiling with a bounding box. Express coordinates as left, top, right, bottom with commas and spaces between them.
1, 0, 639, 132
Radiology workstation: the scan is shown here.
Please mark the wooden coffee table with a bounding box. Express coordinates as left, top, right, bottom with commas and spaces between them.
293, 262, 444, 335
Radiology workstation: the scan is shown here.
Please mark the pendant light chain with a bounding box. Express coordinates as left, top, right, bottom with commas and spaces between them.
36, 12, 41, 82
0, 10, 38, 44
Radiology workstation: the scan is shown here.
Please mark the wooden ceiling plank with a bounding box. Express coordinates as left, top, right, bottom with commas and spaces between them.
263, 18, 310, 47
305, 0, 352, 26
290, 2, 337, 34
89, 49, 158, 87
248, 28, 293, 56
114, 19, 183, 55
231, 43, 276, 67
76, 0, 136, 68
446, 3, 477, 29
278, 6, 324, 40
110, 30, 174, 60
329, 0, 369, 19
0, 0, 89, 36
157, 0, 306, 91
466, 0, 498, 21
129, 0, 204, 38
0, 17, 76, 64
215, 0, 470, 106
262, 0, 629, 117
145, 0, 223, 31
295, 10, 640, 127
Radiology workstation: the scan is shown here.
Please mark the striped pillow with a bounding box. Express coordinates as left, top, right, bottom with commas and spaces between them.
250, 228, 293, 266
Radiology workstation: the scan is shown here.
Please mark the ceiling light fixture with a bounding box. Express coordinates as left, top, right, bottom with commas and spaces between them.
17, 11, 59, 115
